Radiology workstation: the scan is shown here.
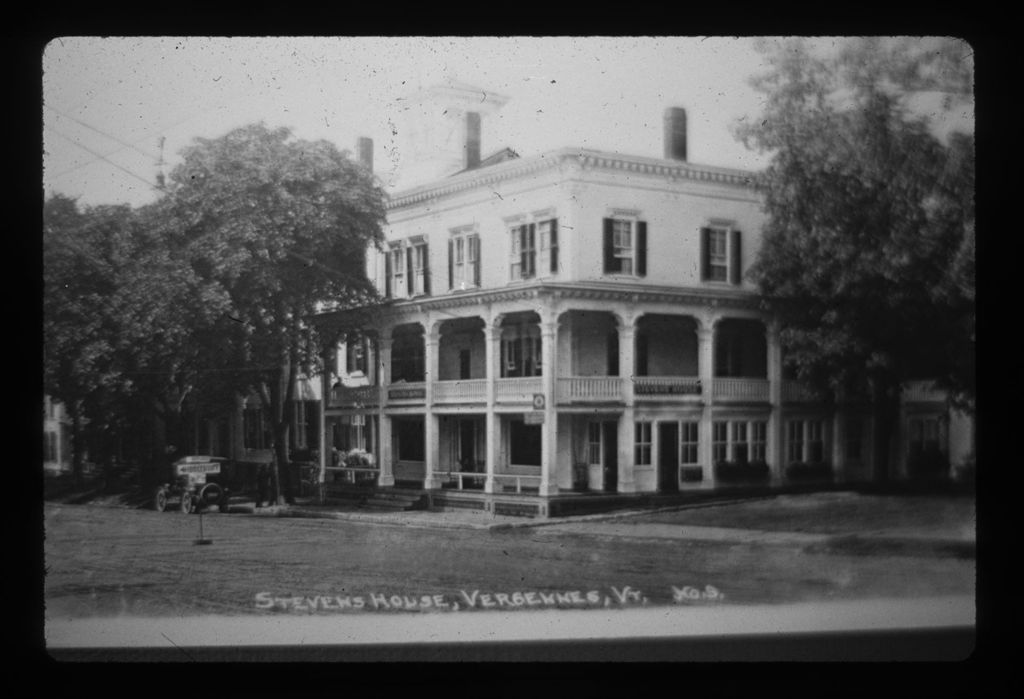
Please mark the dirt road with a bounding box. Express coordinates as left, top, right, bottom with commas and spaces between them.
43, 499, 975, 619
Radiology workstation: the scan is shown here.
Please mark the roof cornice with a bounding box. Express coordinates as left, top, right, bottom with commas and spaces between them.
315, 280, 763, 324
386, 148, 762, 211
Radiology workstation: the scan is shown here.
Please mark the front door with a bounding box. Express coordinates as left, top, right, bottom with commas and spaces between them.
658, 422, 679, 493
458, 419, 477, 471
602, 421, 618, 492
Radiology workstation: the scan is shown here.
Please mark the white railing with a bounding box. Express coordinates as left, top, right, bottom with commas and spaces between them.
444, 471, 488, 490
324, 465, 379, 484
433, 379, 487, 404
386, 382, 427, 402
633, 376, 702, 398
557, 377, 624, 403
329, 384, 380, 408
782, 380, 818, 403
493, 473, 543, 494
713, 378, 770, 401
902, 380, 947, 403
495, 377, 543, 403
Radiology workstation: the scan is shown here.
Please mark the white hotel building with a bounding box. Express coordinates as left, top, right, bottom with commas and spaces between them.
313, 83, 971, 516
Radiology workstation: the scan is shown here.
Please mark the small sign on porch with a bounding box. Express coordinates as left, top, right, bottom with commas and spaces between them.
524, 412, 545, 425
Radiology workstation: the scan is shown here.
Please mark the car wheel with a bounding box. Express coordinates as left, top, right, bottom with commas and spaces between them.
180, 493, 195, 514
153, 487, 168, 512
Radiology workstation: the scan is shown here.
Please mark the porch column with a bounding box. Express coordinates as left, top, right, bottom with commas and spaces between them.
765, 321, 784, 485
539, 312, 558, 496
484, 317, 502, 494
423, 320, 443, 489
617, 314, 637, 493
698, 319, 716, 483
377, 334, 395, 486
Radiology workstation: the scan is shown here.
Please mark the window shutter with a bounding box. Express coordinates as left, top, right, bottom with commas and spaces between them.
549, 219, 559, 274
384, 251, 392, 297
730, 229, 742, 285
472, 235, 481, 287
422, 243, 431, 295
519, 225, 529, 279
406, 247, 413, 295
700, 227, 711, 281
636, 333, 648, 376
528, 223, 536, 278
448, 239, 454, 290
360, 336, 370, 374
637, 221, 647, 277
603, 218, 615, 273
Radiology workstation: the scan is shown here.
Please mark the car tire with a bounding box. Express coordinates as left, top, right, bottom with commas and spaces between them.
180, 493, 195, 514
154, 487, 168, 512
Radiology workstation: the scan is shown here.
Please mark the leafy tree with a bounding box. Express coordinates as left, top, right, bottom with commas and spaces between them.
736, 38, 974, 480
159, 123, 386, 503
43, 195, 232, 485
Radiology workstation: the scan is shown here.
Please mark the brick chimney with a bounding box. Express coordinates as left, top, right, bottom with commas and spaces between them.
663, 107, 687, 162
357, 136, 373, 172
465, 111, 481, 170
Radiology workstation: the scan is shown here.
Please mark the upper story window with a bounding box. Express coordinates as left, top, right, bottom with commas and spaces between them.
700, 224, 742, 285
449, 230, 480, 291
603, 216, 647, 277
345, 335, 369, 375
385, 239, 430, 299
510, 223, 536, 281
538, 219, 559, 276
509, 216, 559, 282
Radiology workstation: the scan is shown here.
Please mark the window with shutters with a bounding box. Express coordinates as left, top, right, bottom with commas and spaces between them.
509, 223, 536, 281
537, 219, 559, 277
293, 401, 308, 449
388, 245, 406, 298
708, 229, 728, 281
410, 241, 428, 295
345, 335, 369, 375
449, 231, 480, 290
700, 223, 742, 285
602, 216, 647, 276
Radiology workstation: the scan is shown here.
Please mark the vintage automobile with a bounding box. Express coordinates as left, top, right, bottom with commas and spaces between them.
153, 455, 231, 514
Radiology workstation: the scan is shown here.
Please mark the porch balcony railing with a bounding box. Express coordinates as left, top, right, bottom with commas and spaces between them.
443, 470, 489, 490
713, 377, 770, 402
493, 473, 543, 494
556, 376, 624, 403
433, 379, 487, 404
632, 376, 702, 398
386, 381, 427, 403
329, 384, 380, 408
323, 465, 379, 484
782, 380, 820, 403
495, 377, 543, 404
902, 380, 948, 403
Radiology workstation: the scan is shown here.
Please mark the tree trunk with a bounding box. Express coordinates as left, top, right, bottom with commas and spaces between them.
871, 378, 901, 484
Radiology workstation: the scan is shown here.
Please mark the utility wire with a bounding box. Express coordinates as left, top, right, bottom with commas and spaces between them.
45, 126, 160, 193
44, 103, 161, 160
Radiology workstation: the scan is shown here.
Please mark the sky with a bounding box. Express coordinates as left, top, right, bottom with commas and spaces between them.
42, 36, 974, 209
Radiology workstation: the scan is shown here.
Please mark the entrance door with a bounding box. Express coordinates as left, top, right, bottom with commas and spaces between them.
458, 419, 477, 471
602, 421, 618, 492
658, 422, 679, 493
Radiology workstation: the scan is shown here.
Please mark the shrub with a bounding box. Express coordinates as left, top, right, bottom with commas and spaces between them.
715, 460, 771, 484
907, 447, 949, 480
785, 461, 833, 481
681, 466, 704, 483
